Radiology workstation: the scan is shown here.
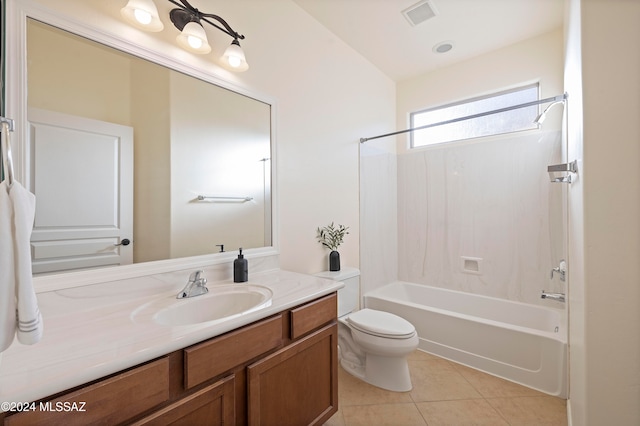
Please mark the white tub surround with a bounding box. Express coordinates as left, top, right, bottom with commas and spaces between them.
0, 269, 342, 407
397, 130, 564, 305
365, 282, 567, 398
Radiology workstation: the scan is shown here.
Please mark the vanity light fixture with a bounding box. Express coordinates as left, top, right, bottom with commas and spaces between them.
120, 0, 249, 71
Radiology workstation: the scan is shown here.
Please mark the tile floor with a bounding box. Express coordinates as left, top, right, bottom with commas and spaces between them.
325, 350, 567, 426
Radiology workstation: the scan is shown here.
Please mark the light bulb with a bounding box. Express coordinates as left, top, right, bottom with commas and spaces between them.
134, 9, 152, 25
187, 35, 203, 49
223, 40, 249, 72
176, 21, 211, 54
227, 55, 242, 68
120, 0, 164, 32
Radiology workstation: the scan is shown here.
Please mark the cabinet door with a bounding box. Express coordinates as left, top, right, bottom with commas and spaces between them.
247, 324, 338, 426
5, 358, 169, 426
132, 375, 235, 426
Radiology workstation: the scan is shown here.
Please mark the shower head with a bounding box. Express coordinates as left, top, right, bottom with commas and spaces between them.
534, 96, 567, 124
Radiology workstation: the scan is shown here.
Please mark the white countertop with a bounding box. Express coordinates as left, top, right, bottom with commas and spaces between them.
0, 269, 342, 407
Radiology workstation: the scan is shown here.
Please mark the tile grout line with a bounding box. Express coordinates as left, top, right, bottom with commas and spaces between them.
408, 352, 515, 425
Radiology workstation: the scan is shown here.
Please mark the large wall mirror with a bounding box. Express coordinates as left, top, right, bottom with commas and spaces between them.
5, 1, 277, 286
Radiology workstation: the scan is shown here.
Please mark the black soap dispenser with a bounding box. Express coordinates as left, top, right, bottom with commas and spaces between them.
234, 248, 248, 283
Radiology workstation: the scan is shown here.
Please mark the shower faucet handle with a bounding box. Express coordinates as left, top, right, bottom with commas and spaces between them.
550, 260, 567, 282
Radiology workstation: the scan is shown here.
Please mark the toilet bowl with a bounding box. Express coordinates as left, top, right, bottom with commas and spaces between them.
338, 308, 418, 392
315, 268, 418, 392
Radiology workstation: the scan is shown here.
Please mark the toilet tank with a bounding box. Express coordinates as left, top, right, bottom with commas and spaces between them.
315, 267, 360, 317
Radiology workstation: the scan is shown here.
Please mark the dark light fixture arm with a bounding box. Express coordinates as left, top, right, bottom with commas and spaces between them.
168, 0, 244, 40
201, 15, 244, 40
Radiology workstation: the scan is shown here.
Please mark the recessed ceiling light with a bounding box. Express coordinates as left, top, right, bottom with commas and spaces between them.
433, 41, 454, 54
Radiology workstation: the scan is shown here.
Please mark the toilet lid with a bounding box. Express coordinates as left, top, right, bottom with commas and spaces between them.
346, 308, 415, 338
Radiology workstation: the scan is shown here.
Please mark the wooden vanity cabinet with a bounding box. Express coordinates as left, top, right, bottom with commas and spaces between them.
2, 292, 338, 426
248, 324, 338, 426
4, 357, 171, 426
132, 375, 236, 425
184, 315, 284, 390
246, 291, 339, 425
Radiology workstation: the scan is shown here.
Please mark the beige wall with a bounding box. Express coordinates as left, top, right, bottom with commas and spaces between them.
27, 21, 132, 125
236, 1, 396, 273
397, 29, 565, 153
566, 0, 640, 424
195, 0, 396, 273
130, 60, 171, 263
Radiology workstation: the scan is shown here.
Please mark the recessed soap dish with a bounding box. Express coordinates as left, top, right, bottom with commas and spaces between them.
461, 256, 482, 275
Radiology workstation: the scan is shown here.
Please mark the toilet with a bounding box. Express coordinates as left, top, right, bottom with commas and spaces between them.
316, 268, 418, 392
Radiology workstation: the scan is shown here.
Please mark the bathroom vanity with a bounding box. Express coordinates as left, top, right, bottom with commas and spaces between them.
0, 270, 341, 425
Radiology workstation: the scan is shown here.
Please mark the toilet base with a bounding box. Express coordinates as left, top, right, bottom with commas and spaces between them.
339, 347, 413, 392
364, 353, 413, 392
340, 354, 366, 381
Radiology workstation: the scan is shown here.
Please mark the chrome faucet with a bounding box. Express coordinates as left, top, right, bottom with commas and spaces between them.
177, 270, 208, 299
541, 291, 565, 303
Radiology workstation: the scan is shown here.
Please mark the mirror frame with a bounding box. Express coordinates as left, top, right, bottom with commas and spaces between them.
5, 0, 279, 292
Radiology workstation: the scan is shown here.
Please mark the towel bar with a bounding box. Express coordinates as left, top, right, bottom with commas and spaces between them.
196, 195, 253, 202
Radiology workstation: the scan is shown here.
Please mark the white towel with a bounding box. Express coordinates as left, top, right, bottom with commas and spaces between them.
0, 182, 17, 352
10, 181, 42, 344
0, 180, 43, 351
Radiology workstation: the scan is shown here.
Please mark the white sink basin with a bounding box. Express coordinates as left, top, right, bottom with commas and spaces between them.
133, 284, 273, 326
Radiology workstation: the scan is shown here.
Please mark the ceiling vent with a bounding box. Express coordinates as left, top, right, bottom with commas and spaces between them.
402, 0, 438, 27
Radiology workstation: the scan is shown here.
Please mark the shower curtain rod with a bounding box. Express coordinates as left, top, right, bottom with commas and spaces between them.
359, 92, 568, 143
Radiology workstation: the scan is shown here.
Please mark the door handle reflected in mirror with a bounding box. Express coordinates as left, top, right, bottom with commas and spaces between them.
114, 238, 131, 246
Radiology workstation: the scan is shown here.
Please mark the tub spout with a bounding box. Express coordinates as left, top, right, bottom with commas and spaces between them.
541, 291, 565, 302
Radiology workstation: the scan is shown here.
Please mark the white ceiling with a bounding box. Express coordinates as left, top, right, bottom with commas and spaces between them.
292, 0, 565, 81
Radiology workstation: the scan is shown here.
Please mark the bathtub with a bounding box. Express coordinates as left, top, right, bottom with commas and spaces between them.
364, 281, 567, 398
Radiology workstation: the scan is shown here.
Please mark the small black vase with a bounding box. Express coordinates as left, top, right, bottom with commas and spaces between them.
329, 250, 340, 271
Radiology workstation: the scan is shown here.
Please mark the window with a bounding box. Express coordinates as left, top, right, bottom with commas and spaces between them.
410, 84, 539, 148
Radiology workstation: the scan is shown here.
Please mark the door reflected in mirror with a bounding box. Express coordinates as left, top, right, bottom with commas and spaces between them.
27, 19, 272, 274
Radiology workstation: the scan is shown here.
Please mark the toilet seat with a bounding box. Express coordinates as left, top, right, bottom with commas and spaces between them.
346, 308, 416, 339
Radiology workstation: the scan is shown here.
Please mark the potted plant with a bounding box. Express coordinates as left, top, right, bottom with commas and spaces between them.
316, 222, 349, 271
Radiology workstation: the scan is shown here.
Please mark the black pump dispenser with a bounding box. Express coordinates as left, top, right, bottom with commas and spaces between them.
234, 248, 248, 282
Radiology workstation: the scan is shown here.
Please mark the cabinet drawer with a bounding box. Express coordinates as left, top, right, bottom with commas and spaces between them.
132, 375, 235, 425
290, 293, 337, 340
5, 357, 169, 426
184, 314, 283, 389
